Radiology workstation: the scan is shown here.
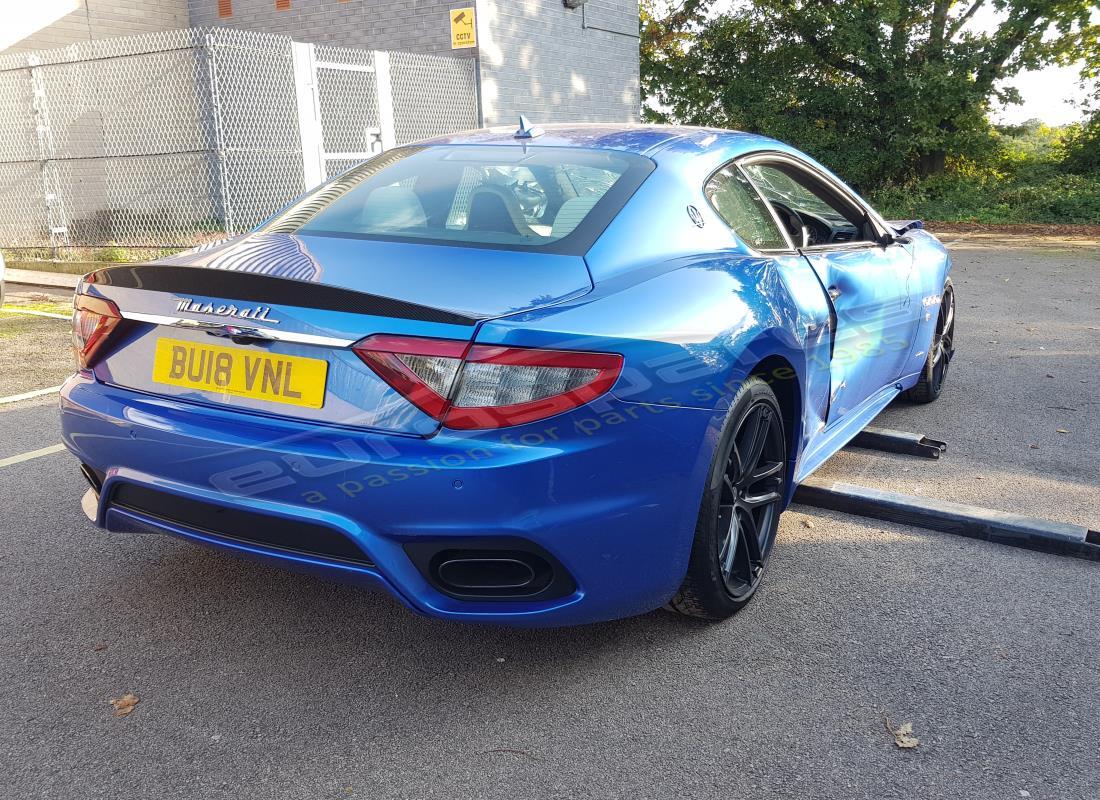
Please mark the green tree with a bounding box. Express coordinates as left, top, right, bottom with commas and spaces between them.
1062, 24, 1100, 173
642, 0, 1097, 185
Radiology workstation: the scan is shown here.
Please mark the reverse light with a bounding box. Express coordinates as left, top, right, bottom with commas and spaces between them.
72, 294, 124, 369
352, 335, 623, 430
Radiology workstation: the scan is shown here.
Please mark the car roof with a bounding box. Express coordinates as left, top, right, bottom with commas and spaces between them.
417, 123, 782, 160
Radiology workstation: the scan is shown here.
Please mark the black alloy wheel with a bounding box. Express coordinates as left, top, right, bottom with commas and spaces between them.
929, 282, 955, 394
716, 399, 786, 601
669, 377, 787, 620
905, 279, 955, 404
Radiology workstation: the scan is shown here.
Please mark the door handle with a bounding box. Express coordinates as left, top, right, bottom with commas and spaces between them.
828, 286, 841, 301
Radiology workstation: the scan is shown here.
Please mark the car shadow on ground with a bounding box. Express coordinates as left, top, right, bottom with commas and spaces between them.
70, 510, 1089, 685
107, 538, 710, 654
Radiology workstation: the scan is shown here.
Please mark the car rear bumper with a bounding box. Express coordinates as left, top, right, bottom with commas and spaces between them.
60, 373, 720, 626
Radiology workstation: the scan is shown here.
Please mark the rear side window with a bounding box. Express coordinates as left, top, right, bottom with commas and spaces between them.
705, 165, 789, 250
263, 145, 654, 254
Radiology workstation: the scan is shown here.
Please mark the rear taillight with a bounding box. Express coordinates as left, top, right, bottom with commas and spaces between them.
352, 335, 622, 430
72, 294, 124, 369
446, 344, 622, 429
352, 335, 466, 419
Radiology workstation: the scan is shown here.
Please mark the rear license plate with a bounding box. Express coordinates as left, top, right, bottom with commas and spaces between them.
151, 337, 328, 409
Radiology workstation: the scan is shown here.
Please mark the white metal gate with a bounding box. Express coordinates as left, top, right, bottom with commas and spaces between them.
292, 43, 397, 191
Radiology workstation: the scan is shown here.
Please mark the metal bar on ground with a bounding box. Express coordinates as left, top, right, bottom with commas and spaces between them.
847, 426, 947, 459
794, 478, 1100, 561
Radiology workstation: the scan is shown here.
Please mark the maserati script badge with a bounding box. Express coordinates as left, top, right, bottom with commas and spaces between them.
174, 297, 281, 324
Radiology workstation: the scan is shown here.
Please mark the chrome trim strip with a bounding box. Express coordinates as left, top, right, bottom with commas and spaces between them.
120, 311, 356, 348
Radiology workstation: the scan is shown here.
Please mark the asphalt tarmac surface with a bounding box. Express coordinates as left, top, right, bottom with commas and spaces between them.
1, 241, 1097, 799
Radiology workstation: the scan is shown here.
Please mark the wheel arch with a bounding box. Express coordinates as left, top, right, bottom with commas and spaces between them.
710, 322, 822, 507
748, 353, 803, 476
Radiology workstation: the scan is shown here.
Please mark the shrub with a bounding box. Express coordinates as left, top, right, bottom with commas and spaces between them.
1062, 116, 1100, 175
868, 122, 1100, 224
94, 246, 133, 263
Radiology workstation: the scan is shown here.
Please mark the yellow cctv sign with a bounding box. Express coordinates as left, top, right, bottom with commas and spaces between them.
450, 7, 476, 49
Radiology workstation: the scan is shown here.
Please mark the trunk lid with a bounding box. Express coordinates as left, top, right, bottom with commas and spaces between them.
85, 232, 591, 435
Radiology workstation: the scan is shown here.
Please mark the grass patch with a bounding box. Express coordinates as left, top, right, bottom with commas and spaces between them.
3, 245, 187, 265
1, 301, 73, 316
0, 313, 63, 339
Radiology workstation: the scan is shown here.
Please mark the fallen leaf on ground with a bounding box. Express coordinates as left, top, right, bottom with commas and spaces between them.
110, 694, 139, 717
93, 642, 107, 652
882, 713, 920, 749
1056, 428, 1069, 434
892, 722, 919, 748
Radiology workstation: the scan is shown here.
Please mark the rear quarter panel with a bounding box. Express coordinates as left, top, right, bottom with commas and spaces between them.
473, 249, 832, 505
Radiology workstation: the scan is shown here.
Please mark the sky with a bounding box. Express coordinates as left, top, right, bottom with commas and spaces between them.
966, 3, 1095, 125
991, 63, 1092, 126
702, 0, 1097, 126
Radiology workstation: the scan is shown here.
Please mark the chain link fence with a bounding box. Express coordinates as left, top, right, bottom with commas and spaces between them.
0, 28, 478, 258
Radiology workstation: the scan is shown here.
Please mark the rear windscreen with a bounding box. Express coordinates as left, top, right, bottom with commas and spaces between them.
261, 145, 654, 253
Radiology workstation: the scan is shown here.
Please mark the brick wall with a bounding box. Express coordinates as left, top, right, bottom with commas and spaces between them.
188, 0, 639, 127
477, 0, 639, 126
4, 1, 190, 53
188, 0, 477, 57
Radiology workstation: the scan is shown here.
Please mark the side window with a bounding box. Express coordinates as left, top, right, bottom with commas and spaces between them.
704, 165, 789, 250
741, 163, 867, 245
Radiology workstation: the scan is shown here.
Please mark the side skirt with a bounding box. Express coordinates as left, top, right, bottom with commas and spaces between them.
793, 383, 900, 484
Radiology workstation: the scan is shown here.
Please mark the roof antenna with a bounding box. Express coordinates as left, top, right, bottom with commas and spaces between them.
514, 114, 544, 139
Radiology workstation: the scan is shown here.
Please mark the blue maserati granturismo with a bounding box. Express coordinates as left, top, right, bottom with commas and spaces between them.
60, 123, 955, 626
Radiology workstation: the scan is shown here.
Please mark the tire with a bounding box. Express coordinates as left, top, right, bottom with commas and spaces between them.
668, 376, 788, 621
904, 279, 955, 404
